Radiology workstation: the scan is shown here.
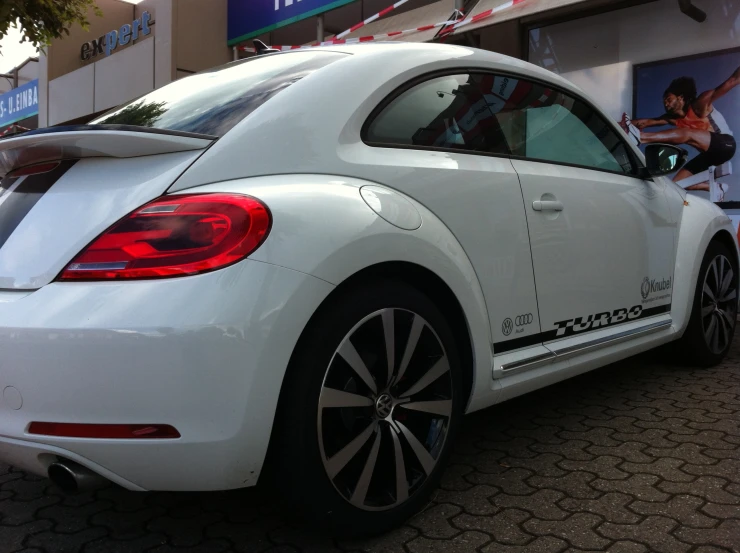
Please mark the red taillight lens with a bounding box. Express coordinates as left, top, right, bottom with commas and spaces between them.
59, 193, 271, 280
28, 422, 180, 439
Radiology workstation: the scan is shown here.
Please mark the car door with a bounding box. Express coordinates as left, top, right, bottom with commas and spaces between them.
361, 73, 543, 354
489, 74, 677, 344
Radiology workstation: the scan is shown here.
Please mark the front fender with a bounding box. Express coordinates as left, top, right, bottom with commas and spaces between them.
672, 196, 739, 336
175, 175, 497, 411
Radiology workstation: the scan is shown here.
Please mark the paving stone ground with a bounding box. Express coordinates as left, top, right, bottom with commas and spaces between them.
2, 336, 739, 553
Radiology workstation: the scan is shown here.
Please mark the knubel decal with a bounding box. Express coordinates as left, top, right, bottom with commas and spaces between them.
641, 276, 673, 303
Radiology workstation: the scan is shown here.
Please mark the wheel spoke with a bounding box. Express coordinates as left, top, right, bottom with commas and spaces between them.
702, 304, 715, 318
325, 422, 377, 479
320, 387, 374, 409
400, 356, 450, 398
705, 314, 718, 345
720, 288, 737, 303
396, 421, 436, 475
720, 265, 734, 298
389, 425, 409, 503
338, 340, 377, 394
711, 315, 721, 352
401, 400, 452, 417
394, 315, 425, 385
382, 309, 395, 387
711, 258, 721, 292
703, 283, 716, 303
717, 309, 734, 351
718, 307, 735, 329
350, 428, 382, 506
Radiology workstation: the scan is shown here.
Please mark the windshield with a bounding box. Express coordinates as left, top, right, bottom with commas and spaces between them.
91, 51, 347, 137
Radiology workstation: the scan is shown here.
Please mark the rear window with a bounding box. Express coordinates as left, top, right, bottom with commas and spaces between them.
91, 51, 347, 137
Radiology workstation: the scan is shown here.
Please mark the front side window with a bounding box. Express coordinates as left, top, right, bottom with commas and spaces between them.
365, 72, 634, 174
485, 75, 633, 173
92, 51, 347, 137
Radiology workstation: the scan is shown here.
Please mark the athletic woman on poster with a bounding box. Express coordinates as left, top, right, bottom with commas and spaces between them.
620, 66, 739, 199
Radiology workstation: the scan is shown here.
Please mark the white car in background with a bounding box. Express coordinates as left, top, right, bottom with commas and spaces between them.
0, 43, 736, 535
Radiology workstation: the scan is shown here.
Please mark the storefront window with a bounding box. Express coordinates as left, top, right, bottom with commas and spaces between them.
91, 51, 347, 137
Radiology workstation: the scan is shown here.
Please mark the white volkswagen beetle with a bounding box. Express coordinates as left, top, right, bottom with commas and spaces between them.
0, 43, 736, 535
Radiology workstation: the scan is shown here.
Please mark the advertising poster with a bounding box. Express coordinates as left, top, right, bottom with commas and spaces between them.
625, 48, 740, 239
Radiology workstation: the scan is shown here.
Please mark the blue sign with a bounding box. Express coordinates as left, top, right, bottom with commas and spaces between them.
0, 80, 39, 127
228, 0, 358, 45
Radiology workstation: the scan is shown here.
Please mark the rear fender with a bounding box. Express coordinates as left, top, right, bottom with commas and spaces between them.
671, 197, 739, 336
172, 175, 498, 411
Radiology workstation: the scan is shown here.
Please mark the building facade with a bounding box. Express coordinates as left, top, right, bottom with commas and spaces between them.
38, 0, 231, 127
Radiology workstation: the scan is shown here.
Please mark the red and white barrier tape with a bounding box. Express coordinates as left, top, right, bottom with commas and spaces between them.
448, 0, 526, 32
0, 124, 30, 137
242, 0, 527, 52
336, 0, 410, 39
241, 15, 464, 52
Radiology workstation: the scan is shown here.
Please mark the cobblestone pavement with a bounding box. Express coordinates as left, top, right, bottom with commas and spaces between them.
2, 338, 739, 553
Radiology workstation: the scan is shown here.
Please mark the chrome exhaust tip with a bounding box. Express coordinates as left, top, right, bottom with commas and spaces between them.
48, 460, 107, 493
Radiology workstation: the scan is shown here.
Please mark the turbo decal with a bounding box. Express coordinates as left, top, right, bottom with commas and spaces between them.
554, 306, 642, 337
492, 304, 671, 355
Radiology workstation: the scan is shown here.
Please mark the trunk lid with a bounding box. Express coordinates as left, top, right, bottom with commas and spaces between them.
0, 127, 214, 289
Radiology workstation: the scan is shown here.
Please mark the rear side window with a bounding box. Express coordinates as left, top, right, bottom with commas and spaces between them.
365, 74, 511, 155
91, 51, 347, 137
365, 72, 634, 174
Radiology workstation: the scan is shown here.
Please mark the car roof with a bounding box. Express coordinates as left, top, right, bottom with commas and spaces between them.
265, 42, 580, 96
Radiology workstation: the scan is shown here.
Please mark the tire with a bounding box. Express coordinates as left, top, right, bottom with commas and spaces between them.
678, 240, 738, 366
269, 279, 464, 536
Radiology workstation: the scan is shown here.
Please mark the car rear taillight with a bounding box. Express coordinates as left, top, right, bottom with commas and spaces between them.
58, 193, 271, 281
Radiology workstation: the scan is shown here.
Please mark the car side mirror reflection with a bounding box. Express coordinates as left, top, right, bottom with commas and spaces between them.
644, 144, 688, 177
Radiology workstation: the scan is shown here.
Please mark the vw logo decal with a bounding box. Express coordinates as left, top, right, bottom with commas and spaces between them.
375, 394, 393, 418
502, 318, 513, 336
515, 314, 533, 326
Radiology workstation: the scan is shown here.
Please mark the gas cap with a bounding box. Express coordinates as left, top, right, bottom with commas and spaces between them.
359, 186, 422, 230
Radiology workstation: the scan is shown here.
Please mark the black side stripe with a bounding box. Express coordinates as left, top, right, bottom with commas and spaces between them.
0, 160, 78, 250
493, 303, 672, 354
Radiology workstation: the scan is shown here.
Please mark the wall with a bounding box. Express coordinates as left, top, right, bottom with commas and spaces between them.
47, 0, 135, 81
528, 0, 740, 120
479, 19, 522, 59
176, 0, 230, 74
43, 0, 175, 126
138, 0, 175, 88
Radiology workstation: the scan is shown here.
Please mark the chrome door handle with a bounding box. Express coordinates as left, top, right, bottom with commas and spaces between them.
532, 200, 564, 212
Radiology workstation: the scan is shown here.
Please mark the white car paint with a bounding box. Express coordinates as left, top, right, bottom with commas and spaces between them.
0, 43, 736, 494
0, 151, 206, 289
0, 260, 334, 490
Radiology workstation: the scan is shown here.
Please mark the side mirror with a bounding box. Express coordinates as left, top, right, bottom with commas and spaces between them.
644, 144, 688, 177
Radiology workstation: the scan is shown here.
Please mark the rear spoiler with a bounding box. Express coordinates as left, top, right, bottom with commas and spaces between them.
0, 125, 216, 177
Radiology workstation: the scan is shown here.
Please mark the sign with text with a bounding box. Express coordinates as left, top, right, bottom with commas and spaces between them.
228, 0, 357, 45
0, 80, 39, 127
80, 11, 153, 61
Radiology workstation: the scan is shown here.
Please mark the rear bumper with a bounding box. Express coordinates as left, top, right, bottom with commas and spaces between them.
0, 259, 334, 491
